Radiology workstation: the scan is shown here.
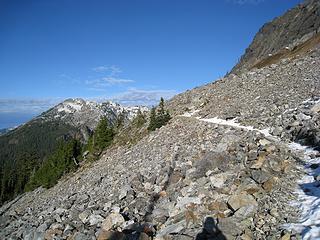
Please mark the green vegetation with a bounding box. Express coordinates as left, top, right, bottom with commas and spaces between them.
114, 109, 147, 146
25, 139, 81, 190
148, 97, 171, 131
0, 120, 81, 205
86, 117, 115, 154
133, 109, 146, 127
0, 111, 145, 205
95, 117, 115, 150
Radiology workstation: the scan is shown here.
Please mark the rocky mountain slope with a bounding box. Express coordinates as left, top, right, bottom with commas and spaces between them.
230, 0, 320, 74
1, 1, 320, 240
167, 46, 320, 131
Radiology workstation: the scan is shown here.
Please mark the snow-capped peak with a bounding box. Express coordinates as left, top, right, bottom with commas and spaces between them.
40, 98, 148, 136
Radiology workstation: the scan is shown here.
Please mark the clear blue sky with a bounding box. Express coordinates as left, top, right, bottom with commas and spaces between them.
0, 0, 302, 127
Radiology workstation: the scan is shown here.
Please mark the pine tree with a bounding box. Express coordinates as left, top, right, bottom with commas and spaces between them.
148, 98, 171, 131
164, 109, 171, 123
158, 97, 165, 115
148, 107, 157, 131
95, 117, 115, 150
133, 109, 146, 127
25, 139, 82, 191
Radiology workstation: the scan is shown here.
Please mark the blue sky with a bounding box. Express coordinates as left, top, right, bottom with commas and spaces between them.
0, 0, 302, 128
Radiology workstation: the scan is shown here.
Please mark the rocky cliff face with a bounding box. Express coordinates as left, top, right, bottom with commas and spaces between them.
1, 1, 320, 240
230, 0, 320, 74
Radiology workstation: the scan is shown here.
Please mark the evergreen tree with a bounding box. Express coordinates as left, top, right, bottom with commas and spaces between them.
133, 109, 146, 127
25, 139, 82, 191
148, 98, 171, 131
164, 109, 171, 123
94, 117, 115, 150
148, 107, 157, 131
158, 97, 165, 115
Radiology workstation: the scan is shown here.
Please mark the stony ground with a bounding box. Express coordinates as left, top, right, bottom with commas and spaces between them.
0, 115, 300, 240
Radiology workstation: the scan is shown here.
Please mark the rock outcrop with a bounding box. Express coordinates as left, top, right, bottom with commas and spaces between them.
230, 0, 320, 74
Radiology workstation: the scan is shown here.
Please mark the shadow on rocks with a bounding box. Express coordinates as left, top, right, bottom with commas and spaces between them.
195, 217, 226, 240
99, 230, 150, 240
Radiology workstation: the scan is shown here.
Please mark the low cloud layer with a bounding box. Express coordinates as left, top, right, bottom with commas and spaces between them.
87, 65, 134, 89
0, 88, 177, 114
111, 88, 177, 106
86, 77, 134, 88
0, 98, 61, 114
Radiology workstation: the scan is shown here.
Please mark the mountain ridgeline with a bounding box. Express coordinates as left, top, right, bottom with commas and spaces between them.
230, 0, 320, 75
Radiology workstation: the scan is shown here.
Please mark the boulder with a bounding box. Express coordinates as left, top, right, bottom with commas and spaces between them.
251, 170, 270, 184
218, 217, 244, 236
101, 212, 125, 231
88, 214, 104, 226
228, 193, 257, 211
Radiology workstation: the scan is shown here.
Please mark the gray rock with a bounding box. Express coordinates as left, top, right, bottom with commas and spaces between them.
79, 210, 91, 223
228, 193, 258, 211
33, 232, 45, 240
73, 232, 91, 240
88, 214, 104, 226
156, 221, 185, 237
234, 205, 258, 220
36, 223, 48, 232
251, 170, 270, 184
218, 217, 244, 236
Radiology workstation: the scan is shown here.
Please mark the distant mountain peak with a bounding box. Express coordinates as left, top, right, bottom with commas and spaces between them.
35, 98, 148, 141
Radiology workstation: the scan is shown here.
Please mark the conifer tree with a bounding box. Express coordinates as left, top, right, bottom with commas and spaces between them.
95, 117, 115, 150
134, 109, 146, 127
148, 98, 171, 131
148, 107, 157, 131
158, 97, 165, 115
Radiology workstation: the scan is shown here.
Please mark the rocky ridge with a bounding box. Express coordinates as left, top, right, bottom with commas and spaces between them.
230, 0, 320, 74
38, 98, 148, 141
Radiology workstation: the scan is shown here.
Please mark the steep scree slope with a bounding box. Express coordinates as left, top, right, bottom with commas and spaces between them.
167, 46, 320, 130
